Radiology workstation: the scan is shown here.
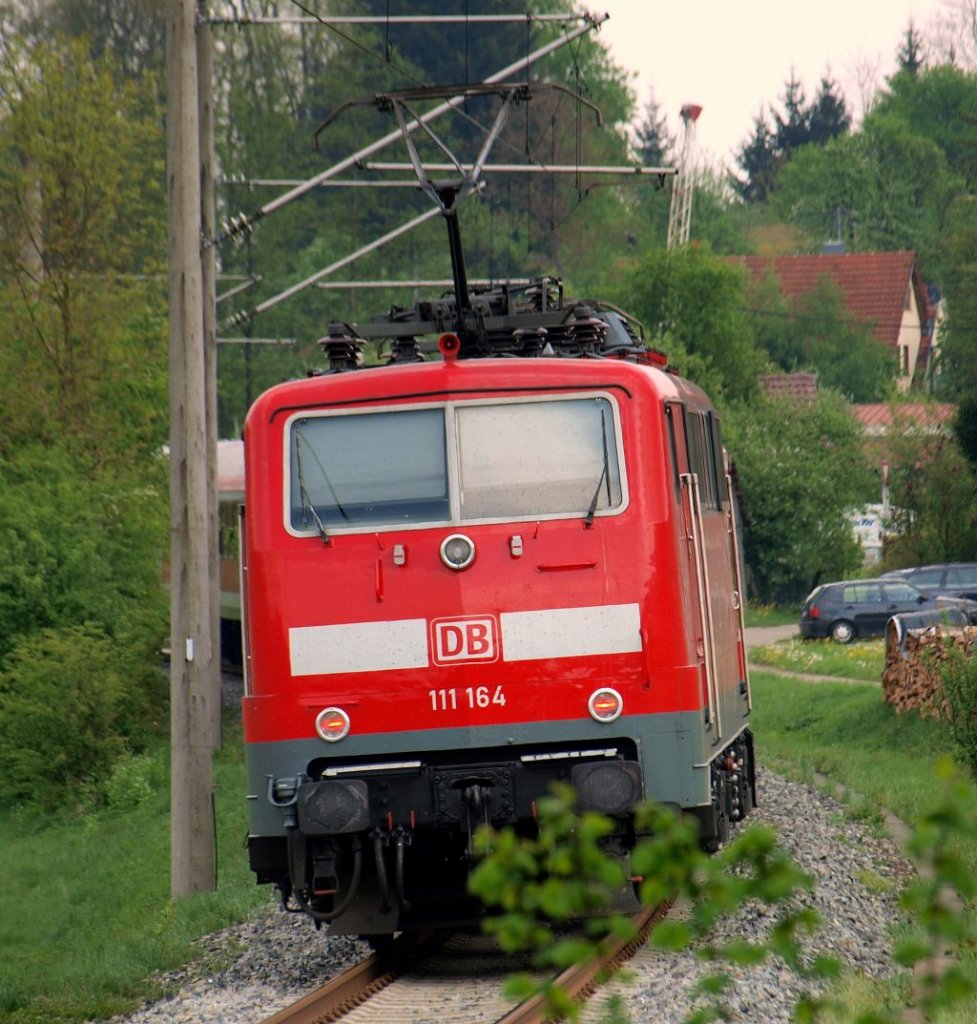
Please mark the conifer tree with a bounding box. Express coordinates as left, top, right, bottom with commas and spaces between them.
634, 86, 673, 166
897, 20, 926, 76
807, 75, 852, 144
733, 111, 778, 202
734, 71, 850, 202
772, 73, 810, 153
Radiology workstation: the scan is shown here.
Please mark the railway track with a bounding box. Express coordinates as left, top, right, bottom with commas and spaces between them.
261, 904, 669, 1024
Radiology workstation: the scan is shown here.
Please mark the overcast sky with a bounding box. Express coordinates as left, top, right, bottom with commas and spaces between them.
593, 0, 955, 166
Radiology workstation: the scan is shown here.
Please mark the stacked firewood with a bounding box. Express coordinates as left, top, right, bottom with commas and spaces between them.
882, 620, 977, 717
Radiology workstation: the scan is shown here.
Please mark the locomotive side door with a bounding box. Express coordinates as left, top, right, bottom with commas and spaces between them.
665, 402, 723, 743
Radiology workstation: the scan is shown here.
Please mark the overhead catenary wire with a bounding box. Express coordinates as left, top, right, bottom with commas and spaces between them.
207, 11, 583, 26
224, 203, 445, 329
215, 10, 607, 245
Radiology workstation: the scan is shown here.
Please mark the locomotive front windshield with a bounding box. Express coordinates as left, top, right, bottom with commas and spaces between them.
287, 395, 624, 532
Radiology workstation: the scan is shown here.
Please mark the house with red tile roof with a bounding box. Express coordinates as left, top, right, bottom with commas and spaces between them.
851, 402, 956, 436
757, 372, 818, 399
733, 250, 939, 391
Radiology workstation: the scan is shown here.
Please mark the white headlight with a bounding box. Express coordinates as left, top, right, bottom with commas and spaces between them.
440, 533, 476, 570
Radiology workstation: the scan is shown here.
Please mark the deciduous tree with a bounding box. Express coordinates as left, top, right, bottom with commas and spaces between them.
614, 246, 765, 401
884, 423, 977, 564
747, 274, 896, 402
0, 35, 166, 463
723, 390, 872, 603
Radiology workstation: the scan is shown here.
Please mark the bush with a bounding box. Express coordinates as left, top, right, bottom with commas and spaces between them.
0, 624, 155, 810
470, 769, 977, 1023
103, 751, 163, 810
470, 786, 822, 1022
0, 443, 168, 666
938, 644, 977, 779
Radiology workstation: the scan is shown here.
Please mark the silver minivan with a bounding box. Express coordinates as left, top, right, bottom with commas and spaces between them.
881, 563, 977, 602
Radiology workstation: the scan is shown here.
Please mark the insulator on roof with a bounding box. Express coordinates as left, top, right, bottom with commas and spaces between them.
318, 322, 365, 371
387, 337, 423, 363
513, 326, 548, 355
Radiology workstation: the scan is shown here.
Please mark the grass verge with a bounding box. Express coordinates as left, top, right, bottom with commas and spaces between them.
750, 670, 977, 1022
750, 636, 885, 681
2, 676, 976, 1023
0, 721, 270, 1024
749, 671, 962, 834
743, 603, 798, 627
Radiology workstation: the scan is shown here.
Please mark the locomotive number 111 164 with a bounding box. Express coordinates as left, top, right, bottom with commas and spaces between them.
428, 686, 508, 712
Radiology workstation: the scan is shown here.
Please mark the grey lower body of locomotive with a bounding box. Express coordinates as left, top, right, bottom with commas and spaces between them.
246, 711, 756, 934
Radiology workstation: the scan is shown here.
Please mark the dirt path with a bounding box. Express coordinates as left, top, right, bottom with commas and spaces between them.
743, 624, 798, 649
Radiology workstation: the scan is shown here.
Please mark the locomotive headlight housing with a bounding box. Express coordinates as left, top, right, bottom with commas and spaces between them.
440, 533, 476, 571
316, 706, 351, 742
588, 687, 624, 723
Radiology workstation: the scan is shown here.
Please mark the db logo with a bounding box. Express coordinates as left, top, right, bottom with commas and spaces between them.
430, 616, 499, 665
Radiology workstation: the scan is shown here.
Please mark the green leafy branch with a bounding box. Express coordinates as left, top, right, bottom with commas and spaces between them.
469, 765, 977, 1023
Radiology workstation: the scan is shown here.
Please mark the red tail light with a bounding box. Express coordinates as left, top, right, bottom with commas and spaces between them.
808, 605, 821, 620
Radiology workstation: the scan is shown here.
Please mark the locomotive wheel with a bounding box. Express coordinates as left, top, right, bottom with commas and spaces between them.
364, 933, 396, 954
830, 619, 855, 644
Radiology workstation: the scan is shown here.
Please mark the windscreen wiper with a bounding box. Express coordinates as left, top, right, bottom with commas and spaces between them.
294, 428, 330, 546
585, 408, 611, 528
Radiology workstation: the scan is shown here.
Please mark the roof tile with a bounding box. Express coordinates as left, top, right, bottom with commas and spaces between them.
734, 251, 920, 348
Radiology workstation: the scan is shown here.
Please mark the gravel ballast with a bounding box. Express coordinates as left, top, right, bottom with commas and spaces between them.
104, 766, 915, 1024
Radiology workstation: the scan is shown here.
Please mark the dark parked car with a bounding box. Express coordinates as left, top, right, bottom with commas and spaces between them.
880, 562, 977, 601
799, 578, 977, 643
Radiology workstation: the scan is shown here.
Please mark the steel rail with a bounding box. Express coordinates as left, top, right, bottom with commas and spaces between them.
494, 903, 672, 1024
259, 930, 443, 1024
260, 903, 669, 1024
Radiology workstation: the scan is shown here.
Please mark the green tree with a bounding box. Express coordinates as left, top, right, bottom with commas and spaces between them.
896, 21, 926, 76
0, 623, 165, 810
746, 269, 797, 366
0, 34, 166, 463
684, 167, 753, 255
935, 194, 977, 398
8, 0, 165, 82
634, 86, 673, 166
806, 75, 851, 145
723, 390, 871, 603
769, 131, 865, 247
772, 73, 810, 154
733, 72, 850, 203
733, 110, 778, 203
747, 275, 896, 402
883, 424, 977, 565
211, 2, 642, 429
792, 281, 895, 401
955, 395, 977, 468
614, 247, 766, 401
771, 113, 959, 261
0, 444, 168, 667
875, 64, 977, 191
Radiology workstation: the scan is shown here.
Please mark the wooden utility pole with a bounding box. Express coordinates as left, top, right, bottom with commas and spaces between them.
167, 0, 216, 896
198, 14, 222, 755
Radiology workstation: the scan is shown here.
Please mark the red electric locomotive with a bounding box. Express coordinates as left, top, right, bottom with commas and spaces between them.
241, 276, 756, 937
